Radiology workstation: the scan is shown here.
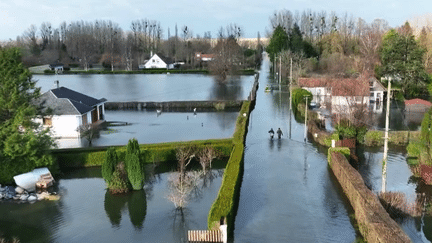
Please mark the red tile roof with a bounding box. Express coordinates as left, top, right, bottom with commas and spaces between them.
404, 98, 432, 106
298, 78, 329, 88
298, 77, 369, 96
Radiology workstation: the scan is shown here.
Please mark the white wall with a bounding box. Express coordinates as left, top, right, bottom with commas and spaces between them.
51, 115, 81, 138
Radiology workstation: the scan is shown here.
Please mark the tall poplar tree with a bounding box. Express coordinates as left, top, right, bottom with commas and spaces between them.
0, 47, 54, 183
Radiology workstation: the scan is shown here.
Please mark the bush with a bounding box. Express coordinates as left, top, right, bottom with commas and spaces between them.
292, 88, 312, 114
324, 132, 340, 147
108, 162, 130, 194
364, 130, 383, 146
328, 147, 351, 162
102, 147, 119, 183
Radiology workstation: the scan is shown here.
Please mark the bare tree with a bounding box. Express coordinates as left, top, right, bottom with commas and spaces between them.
77, 123, 101, 146
176, 146, 196, 178
209, 35, 243, 82
197, 146, 217, 174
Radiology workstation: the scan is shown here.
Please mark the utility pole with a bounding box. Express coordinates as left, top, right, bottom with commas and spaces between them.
289, 58, 293, 139
382, 78, 391, 193
279, 55, 282, 91
304, 96, 308, 142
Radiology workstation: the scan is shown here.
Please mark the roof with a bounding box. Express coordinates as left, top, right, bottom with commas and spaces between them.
34, 87, 106, 115
147, 54, 173, 65
298, 78, 330, 88
298, 77, 369, 96
369, 77, 386, 92
331, 77, 369, 96
404, 98, 432, 107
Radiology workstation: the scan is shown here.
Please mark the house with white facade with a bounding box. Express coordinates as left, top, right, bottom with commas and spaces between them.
142, 54, 173, 69
33, 87, 107, 138
298, 78, 332, 107
330, 77, 370, 114
299, 76, 379, 113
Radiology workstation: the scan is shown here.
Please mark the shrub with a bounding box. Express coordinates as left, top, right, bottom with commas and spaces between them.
108, 162, 130, 194
102, 147, 118, 183
328, 147, 351, 162
324, 132, 340, 147
407, 141, 424, 157
125, 139, 144, 190
364, 130, 383, 146
292, 88, 312, 114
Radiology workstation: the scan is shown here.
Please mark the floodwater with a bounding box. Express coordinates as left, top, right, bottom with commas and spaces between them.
357, 146, 432, 242
57, 110, 238, 148
33, 73, 252, 148
233, 54, 358, 242
0, 165, 225, 243
33, 73, 254, 102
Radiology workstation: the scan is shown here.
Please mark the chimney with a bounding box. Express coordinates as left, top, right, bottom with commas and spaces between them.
55, 80, 59, 88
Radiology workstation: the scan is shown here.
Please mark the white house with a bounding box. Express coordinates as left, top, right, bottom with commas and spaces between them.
142, 54, 173, 69
33, 87, 107, 138
298, 78, 332, 106
299, 77, 373, 114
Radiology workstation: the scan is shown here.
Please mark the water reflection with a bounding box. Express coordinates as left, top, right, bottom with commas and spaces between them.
208, 78, 243, 101
34, 74, 254, 102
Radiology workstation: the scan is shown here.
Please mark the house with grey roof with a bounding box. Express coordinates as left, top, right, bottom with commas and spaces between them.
33, 87, 107, 138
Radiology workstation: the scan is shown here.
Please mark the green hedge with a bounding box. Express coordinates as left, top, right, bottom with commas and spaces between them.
53, 138, 233, 168
327, 147, 351, 164
208, 101, 252, 235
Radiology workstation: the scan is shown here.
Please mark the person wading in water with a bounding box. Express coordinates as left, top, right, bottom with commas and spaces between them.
277, 128, 283, 139
268, 128, 274, 139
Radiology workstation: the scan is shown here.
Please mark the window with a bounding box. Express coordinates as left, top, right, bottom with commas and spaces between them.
43, 117, 52, 126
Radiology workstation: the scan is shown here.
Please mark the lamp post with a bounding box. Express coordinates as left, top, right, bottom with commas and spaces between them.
382, 77, 391, 193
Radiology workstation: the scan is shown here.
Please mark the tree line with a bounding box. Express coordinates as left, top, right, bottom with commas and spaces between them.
4, 19, 262, 74
267, 9, 432, 98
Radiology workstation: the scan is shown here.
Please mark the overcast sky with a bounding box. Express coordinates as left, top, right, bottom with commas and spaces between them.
1, 0, 431, 41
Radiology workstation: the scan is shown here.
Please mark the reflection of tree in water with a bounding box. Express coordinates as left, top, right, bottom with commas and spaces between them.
143, 163, 162, 201
209, 112, 238, 132
167, 169, 224, 243
104, 190, 147, 230
209, 77, 243, 101
170, 207, 192, 243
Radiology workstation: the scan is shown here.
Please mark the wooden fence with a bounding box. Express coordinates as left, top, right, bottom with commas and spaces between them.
187, 230, 223, 243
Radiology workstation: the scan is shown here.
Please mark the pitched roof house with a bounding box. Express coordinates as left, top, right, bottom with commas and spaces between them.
33, 87, 107, 138
142, 54, 173, 69
298, 76, 375, 113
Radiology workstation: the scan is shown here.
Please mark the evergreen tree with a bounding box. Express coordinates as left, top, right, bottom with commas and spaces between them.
125, 138, 144, 190
267, 25, 289, 63
379, 24, 430, 97
102, 147, 118, 184
0, 47, 54, 183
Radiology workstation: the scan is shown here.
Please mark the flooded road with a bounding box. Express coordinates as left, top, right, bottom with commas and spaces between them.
234, 55, 358, 242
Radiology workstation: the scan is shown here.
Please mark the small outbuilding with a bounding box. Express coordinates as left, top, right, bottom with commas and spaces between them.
33, 87, 107, 138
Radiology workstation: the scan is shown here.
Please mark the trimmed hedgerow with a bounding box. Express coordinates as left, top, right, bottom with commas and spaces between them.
52, 138, 234, 168
208, 100, 253, 236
